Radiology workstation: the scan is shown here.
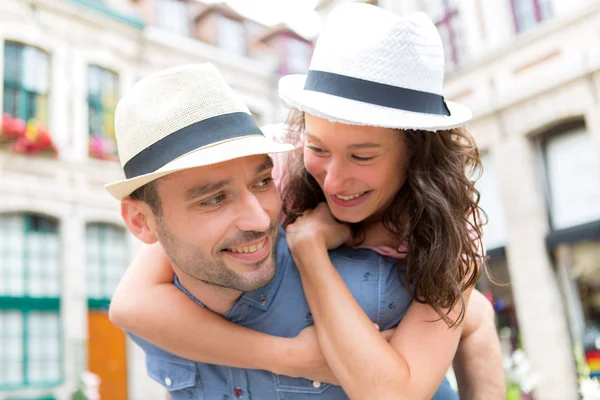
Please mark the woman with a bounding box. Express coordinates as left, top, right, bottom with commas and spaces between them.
110, 5, 486, 399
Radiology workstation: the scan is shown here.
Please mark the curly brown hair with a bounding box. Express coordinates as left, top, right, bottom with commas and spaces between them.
280, 110, 487, 327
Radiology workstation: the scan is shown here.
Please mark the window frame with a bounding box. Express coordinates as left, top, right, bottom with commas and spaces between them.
0, 213, 63, 390
3, 41, 50, 124
536, 119, 600, 236
215, 14, 247, 56
510, 0, 552, 33
154, 0, 190, 36
85, 223, 129, 310
87, 65, 119, 158
435, 0, 460, 67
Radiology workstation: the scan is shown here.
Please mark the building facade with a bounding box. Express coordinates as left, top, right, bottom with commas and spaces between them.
316, 0, 600, 399
0, 0, 282, 399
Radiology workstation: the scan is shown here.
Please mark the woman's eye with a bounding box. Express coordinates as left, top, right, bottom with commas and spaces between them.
352, 155, 375, 162
307, 145, 325, 154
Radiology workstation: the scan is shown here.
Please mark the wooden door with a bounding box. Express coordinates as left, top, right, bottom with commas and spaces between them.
88, 311, 128, 400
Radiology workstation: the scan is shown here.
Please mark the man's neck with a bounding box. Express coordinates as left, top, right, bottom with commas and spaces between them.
175, 270, 243, 315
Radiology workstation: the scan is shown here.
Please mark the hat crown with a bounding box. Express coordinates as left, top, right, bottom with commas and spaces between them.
309, 5, 445, 95
114, 63, 251, 166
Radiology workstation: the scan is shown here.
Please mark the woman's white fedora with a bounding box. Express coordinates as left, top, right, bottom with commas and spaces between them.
279, 4, 472, 131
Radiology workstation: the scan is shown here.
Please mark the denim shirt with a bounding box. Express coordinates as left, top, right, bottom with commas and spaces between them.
130, 228, 458, 400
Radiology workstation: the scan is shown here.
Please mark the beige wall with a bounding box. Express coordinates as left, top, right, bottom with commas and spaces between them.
315, 0, 600, 398
0, 0, 277, 399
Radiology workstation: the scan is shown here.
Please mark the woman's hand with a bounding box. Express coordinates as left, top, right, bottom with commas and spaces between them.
286, 202, 351, 252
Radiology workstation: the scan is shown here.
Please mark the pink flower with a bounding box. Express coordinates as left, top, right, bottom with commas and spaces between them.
1, 114, 27, 139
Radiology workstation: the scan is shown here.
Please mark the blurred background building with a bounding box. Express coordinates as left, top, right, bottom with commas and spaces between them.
0, 0, 599, 399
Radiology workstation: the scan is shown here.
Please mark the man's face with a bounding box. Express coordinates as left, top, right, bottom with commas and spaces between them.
152, 155, 281, 292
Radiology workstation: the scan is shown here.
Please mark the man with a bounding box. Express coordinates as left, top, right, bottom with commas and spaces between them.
106, 63, 505, 399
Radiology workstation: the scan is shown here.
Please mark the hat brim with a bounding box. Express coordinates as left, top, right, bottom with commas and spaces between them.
279, 74, 472, 131
105, 135, 294, 200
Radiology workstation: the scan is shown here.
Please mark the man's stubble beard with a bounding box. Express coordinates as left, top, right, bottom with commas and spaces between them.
156, 218, 279, 292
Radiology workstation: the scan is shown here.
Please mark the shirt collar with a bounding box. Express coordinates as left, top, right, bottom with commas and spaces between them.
173, 231, 289, 317
233, 231, 289, 313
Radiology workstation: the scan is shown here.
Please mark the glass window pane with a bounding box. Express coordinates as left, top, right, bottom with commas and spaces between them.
155, 0, 189, 36
513, 0, 538, 32
27, 312, 61, 384
3, 43, 21, 84
420, 0, 461, 68
3, 44, 49, 123
3, 88, 18, 116
88, 66, 118, 156
0, 215, 25, 297
25, 224, 60, 297
217, 15, 246, 56
86, 224, 128, 301
0, 311, 24, 386
88, 66, 100, 97
21, 47, 49, 95
545, 128, 600, 229
539, 0, 552, 21
27, 231, 60, 297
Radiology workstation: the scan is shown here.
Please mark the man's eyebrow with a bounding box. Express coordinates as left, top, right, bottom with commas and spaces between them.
184, 179, 231, 201
255, 156, 274, 175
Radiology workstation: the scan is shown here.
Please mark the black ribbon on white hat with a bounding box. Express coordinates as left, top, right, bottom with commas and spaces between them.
304, 70, 451, 116
123, 112, 263, 179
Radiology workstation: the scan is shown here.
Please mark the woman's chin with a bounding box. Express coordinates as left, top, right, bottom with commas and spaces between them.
329, 206, 368, 224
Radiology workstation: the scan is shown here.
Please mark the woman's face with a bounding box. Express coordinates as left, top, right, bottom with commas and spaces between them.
303, 113, 410, 223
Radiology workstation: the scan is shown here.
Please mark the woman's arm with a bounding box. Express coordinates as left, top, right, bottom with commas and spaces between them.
452, 290, 506, 400
109, 242, 338, 383
287, 204, 472, 400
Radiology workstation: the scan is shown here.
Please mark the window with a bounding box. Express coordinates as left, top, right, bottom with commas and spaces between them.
511, 0, 552, 33
217, 15, 246, 56
87, 66, 118, 160
477, 152, 508, 250
3, 42, 50, 124
155, 0, 189, 36
553, 240, 600, 380
543, 126, 600, 230
86, 224, 129, 309
286, 38, 312, 75
0, 214, 62, 389
420, 0, 464, 68
539, 122, 600, 380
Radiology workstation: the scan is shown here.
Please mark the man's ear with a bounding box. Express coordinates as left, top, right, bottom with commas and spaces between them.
121, 198, 159, 244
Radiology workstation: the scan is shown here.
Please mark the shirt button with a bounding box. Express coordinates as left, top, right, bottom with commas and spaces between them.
233, 388, 243, 398
312, 381, 322, 388
164, 377, 172, 387
259, 294, 267, 304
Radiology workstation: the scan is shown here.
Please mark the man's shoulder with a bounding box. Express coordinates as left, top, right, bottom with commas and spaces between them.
275, 226, 293, 267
